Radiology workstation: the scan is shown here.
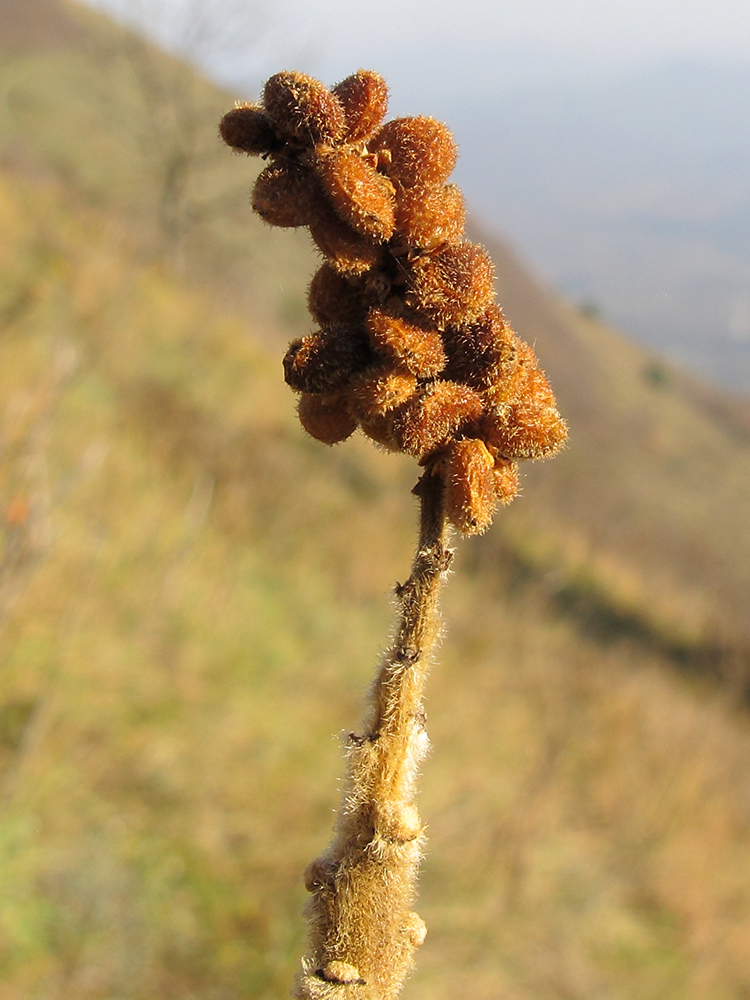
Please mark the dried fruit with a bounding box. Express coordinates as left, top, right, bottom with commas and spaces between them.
405, 242, 495, 329
443, 438, 498, 535
332, 70, 389, 142
297, 392, 357, 444
219, 103, 277, 154
395, 183, 465, 248
307, 264, 366, 327
220, 68, 566, 527
263, 70, 346, 144
366, 309, 446, 377
392, 381, 484, 459
252, 161, 321, 228
316, 147, 396, 240
349, 366, 418, 420
370, 116, 457, 187
283, 327, 373, 394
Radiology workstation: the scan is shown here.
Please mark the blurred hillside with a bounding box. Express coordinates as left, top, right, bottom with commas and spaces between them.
3, 2, 750, 999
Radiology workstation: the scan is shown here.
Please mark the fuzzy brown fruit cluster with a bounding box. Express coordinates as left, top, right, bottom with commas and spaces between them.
220, 69, 566, 535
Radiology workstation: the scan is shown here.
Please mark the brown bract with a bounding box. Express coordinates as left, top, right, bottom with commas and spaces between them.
252, 161, 322, 228
333, 70, 389, 141
392, 381, 484, 459
405, 242, 496, 329
443, 305, 516, 388
395, 183, 465, 249
349, 367, 418, 419
444, 438, 498, 535
307, 264, 367, 327
358, 410, 400, 450
366, 309, 446, 378
220, 67, 567, 535
219, 103, 277, 155
283, 328, 373, 394
263, 70, 346, 144
493, 456, 521, 503
483, 368, 568, 460
309, 198, 383, 275
297, 393, 357, 444
370, 116, 457, 188
316, 147, 396, 241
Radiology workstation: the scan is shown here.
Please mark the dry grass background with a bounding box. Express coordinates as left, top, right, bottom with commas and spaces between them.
2, 2, 750, 998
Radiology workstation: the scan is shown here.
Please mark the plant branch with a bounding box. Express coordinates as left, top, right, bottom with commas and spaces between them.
295, 468, 452, 1000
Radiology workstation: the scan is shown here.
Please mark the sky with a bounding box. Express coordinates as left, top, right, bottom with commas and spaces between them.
88, 0, 750, 101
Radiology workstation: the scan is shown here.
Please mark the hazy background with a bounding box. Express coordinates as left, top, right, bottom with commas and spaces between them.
85, 0, 750, 392
4, 1, 750, 996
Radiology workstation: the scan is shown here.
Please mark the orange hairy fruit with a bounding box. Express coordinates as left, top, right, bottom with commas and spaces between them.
349, 367, 418, 420
358, 410, 399, 450
482, 348, 568, 459
283, 328, 374, 394
405, 242, 495, 329
219, 104, 277, 155
366, 308, 446, 377
263, 71, 346, 144
370, 116, 457, 187
443, 305, 516, 388
252, 161, 322, 228
395, 183, 465, 249
308, 264, 367, 326
332, 70, 389, 141
482, 336, 538, 406
493, 457, 521, 503
298, 392, 357, 445
316, 147, 396, 240
309, 199, 382, 274
444, 438, 498, 535
392, 380, 484, 459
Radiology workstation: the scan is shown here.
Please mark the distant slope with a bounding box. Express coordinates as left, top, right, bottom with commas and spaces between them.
0, 0, 85, 48
448, 61, 750, 392
3, 5, 750, 1000
483, 234, 750, 659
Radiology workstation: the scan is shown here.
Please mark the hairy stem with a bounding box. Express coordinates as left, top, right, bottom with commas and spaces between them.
295, 469, 452, 1000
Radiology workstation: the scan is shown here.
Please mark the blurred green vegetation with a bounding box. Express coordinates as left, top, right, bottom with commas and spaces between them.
2, 3, 750, 998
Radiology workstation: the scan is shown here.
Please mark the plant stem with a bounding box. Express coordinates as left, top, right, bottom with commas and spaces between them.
295, 468, 452, 1000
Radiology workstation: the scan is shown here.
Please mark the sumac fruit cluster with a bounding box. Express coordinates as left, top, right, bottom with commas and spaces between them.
220, 69, 567, 535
